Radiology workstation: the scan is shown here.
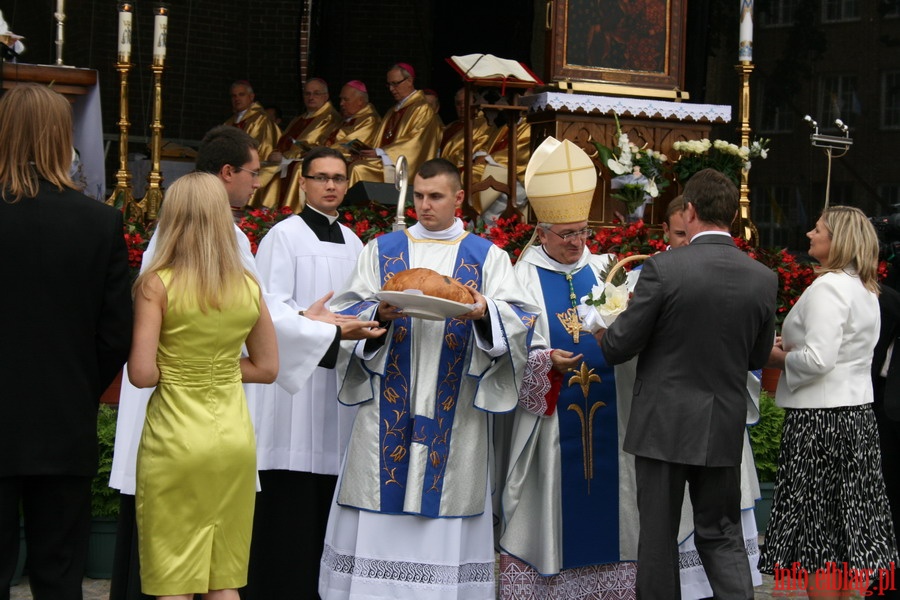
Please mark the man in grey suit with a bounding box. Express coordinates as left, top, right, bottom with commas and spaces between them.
597, 168, 777, 599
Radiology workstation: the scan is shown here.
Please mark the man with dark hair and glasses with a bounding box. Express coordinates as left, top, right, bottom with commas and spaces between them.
264, 78, 342, 212
349, 62, 441, 187
245, 145, 379, 599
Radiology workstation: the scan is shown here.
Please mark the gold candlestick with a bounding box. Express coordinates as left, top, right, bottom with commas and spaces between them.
140, 3, 169, 221
734, 60, 758, 244
106, 60, 140, 219
141, 61, 165, 221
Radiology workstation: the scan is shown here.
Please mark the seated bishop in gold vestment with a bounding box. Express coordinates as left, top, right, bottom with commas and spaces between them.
440, 88, 494, 170
348, 63, 441, 186
325, 81, 382, 162
223, 80, 281, 208
262, 78, 341, 211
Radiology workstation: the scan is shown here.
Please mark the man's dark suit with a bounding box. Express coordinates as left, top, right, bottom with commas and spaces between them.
0, 182, 133, 600
870, 284, 900, 598
601, 233, 777, 600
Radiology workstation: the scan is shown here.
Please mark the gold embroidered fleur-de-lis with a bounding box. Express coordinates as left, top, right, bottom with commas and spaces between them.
557, 308, 582, 344
568, 362, 600, 399
566, 361, 606, 492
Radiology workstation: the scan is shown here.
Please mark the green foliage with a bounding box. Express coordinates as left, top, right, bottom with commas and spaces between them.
749, 389, 785, 483
92, 404, 119, 518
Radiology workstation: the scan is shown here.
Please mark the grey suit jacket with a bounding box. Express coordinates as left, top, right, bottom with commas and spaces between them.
600, 234, 777, 467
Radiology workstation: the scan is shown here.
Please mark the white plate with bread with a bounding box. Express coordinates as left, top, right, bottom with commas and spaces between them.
375, 291, 473, 320
376, 268, 475, 320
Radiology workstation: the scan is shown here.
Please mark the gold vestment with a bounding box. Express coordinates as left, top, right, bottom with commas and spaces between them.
349, 90, 441, 186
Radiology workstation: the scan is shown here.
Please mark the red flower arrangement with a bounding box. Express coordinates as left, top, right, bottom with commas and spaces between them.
588, 219, 667, 258
237, 206, 296, 254
472, 214, 536, 263
338, 202, 399, 244
733, 238, 816, 329
123, 216, 156, 282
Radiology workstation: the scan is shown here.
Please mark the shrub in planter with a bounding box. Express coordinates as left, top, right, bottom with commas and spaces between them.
86, 404, 119, 578
92, 404, 119, 518
749, 390, 784, 483
749, 390, 784, 535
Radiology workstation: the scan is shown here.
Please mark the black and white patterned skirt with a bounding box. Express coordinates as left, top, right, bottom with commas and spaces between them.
759, 404, 898, 574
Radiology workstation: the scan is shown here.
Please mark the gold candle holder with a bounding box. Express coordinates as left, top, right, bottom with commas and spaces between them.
106, 58, 140, 220
142, 61, 165, 221
734, 60, 758, 245
141, 4, 169, 221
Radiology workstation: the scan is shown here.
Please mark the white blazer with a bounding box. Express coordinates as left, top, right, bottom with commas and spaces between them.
777, 270, 880, 409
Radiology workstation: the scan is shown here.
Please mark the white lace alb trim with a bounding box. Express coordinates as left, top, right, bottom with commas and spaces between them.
321, 544, 495, 587
519, 348, 554, 416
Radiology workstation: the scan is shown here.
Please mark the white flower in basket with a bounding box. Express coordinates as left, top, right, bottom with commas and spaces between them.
576, 254, 649, 333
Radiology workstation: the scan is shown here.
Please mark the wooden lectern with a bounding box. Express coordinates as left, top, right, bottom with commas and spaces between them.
445, 56, 543, 221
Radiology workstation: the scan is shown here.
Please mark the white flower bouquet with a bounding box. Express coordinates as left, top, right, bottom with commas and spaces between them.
671, 137, 770, 186
577, 281, 631, 332
591, 114, 670, 220
576, 254, 648, 333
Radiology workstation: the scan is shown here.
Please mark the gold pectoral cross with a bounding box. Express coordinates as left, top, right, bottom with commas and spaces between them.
566, 361, 606, 493
556, 308, 582, 344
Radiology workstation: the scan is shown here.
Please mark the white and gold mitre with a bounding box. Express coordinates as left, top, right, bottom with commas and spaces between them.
524, 136, 597, 224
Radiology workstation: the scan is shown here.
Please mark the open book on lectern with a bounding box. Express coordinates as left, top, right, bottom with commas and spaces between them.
447, 53, 543, 85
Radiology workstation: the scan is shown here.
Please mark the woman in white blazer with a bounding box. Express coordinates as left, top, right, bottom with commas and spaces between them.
759, 206, 898, 597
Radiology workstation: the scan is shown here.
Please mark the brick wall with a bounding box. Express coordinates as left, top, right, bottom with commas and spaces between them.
7, 0, 566, 185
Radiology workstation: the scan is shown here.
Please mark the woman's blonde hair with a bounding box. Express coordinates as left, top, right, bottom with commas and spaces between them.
818, 205, 880, 294
0, 83, 77, 202
135, 172, 254, 311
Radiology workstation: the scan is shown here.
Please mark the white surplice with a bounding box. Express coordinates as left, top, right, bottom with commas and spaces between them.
248, 214, 363, 474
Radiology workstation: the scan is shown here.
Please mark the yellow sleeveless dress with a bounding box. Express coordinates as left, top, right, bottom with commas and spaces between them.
136, 270, 260, 596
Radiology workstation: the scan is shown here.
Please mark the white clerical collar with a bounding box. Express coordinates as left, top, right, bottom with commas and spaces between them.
308, 203, 339, 224
408, 218, 465, 240
538, 245, 586, 274
236, 109, 248, 122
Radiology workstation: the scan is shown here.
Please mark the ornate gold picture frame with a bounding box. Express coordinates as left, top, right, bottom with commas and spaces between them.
547, 0, 687, 94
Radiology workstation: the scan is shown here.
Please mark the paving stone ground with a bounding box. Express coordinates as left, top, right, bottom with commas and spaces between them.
8, 569, 792, 599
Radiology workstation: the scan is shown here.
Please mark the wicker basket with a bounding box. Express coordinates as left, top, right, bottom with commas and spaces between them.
604, 254, 650, 283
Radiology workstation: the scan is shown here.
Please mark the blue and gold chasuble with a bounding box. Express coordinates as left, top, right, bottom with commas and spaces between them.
537, 266, 620, 569
337, 230, 536, 518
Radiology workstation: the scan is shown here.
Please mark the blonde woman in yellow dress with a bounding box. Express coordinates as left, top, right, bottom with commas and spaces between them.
128, 172, 278, 599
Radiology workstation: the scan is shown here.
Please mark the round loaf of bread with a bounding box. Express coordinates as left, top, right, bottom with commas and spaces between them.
383, 268, 474, 303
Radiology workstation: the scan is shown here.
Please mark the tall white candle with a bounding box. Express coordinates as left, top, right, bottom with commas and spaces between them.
117, 3, 133, 63
739, 0, 753, 62
153, 5, 168, 64
56, 0, 64, 16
